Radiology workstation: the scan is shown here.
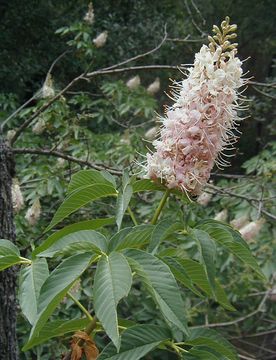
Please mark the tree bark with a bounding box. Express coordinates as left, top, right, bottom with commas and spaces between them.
0, 135, 18, 360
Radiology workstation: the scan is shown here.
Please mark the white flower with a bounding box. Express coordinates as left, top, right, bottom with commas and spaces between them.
32, 117, 46, 135
41, 75, 55, 98
147, 78, 160, 95
230, 215, 248, 230
93, 31, 108, 48
25, 198, 41, 226
12, 179, 24, 213
6, 130, 16, 142
84, 2, 94, 25
144, 126, 158, 140
197, 192, 212, 206
239, 219, 265, 241
214, 209, 228, 222
57, 158, 66, 167
126, 75, 141, 90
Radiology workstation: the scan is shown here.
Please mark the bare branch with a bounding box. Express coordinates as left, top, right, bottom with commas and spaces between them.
206, 183, 276, 221
86, 64, 186, 78
12, 147, 122, 175
93, 26, 168, 73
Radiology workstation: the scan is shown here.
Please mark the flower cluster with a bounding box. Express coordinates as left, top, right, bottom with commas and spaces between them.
146, 18, 246, 195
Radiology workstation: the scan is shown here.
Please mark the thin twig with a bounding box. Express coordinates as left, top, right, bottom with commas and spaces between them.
193, 292, 269, 329
252, 85, 276, 100
1, 50, 70, 134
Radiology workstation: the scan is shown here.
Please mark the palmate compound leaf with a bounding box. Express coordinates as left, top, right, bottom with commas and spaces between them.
0, 239, 22, 270
98, 324, 171, 360
19, 258, 49, 325
184, 328, 238, 360
196, 219, 265, 280
93, 252, 132, 350
23, 253, 94, 351
33, 218, 114, 256
36, 230, 108, 258
124, 249, 189, 335
45, 183, 117, 232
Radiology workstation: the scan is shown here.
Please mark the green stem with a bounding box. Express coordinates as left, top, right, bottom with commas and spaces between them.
151, 189, 170, 225
127, 206, 138, 226
67, 292, 93, 321
84, 315, 98, 335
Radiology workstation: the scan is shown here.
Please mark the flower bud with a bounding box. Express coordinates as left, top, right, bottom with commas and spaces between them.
126, 75, 140, 90
93, 31, 108, 48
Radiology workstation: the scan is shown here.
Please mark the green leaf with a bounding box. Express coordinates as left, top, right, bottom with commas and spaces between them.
149, 219, 182, 254
68, 169, 115, 194
164, 257, 234, 311
37, 230, 107, 257
33, 218, 114, 256
125, 249, 188, 335
46, 183, 117, 231
185, 328, 238, 360
94, 252, 132, 350
196, 220, 265, 280
132, 179, 165, 193
0, 256, 22, 271
108, 225, 154, 252
0, 239, 22, 270
185, 347, 220, 359
26, 318, 89, 348
116, 175, 133, 230
161, 256, 202, 297
190, 229, 216, 295
98, 324, 171, 360
19, 258, 49, 325
23, 253, 93, 351
0, 239, 20, 256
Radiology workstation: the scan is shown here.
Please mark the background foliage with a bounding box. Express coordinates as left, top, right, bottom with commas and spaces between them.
1, 0, 276, 359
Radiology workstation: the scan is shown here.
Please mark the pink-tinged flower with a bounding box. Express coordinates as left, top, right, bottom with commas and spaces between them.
145, 18, 247, 195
